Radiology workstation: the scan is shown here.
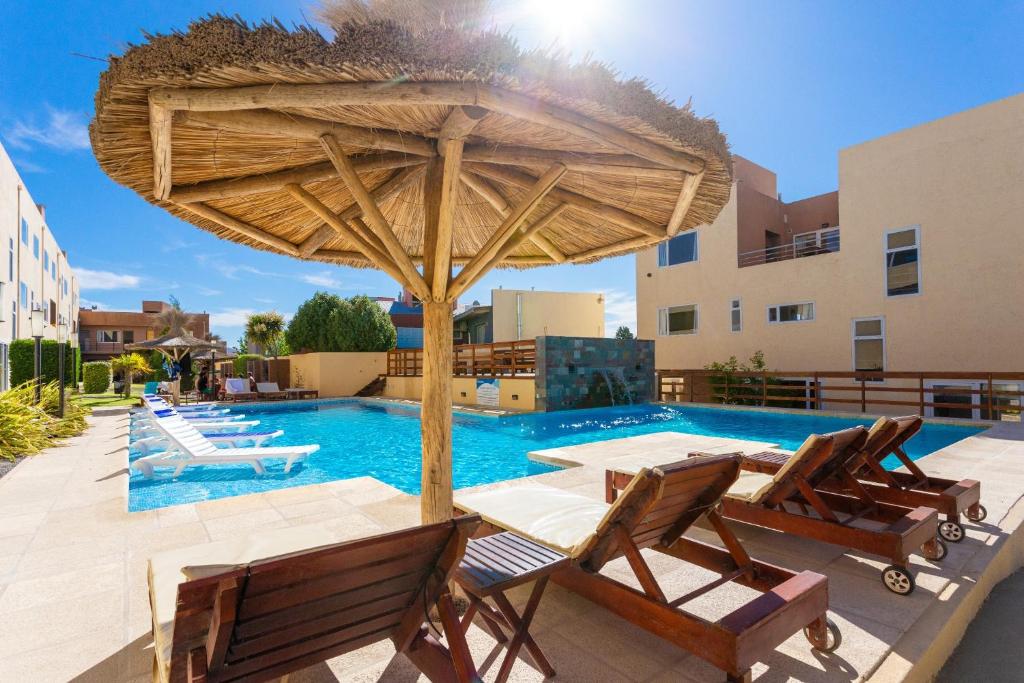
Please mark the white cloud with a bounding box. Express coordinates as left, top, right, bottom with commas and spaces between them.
5, 107, 90, 152
603, 289, 637, 337
195, 286, 222, 296
209, 308, 256, 328
254, 297, 275, 304
301, 271, 343, 289
12, 157, 47, 174
76, 268, 141, 290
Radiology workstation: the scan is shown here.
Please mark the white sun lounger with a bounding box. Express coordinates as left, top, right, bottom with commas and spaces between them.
143, 395, 221, 411
132, 426, 284, 453
131, 412, 318, 478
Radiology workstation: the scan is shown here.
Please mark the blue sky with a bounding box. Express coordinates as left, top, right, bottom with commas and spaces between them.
2, 1, 1021, 344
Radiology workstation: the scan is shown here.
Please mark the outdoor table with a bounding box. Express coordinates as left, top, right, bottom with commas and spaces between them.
285, 388, 319, 400
453, 532, 569, 683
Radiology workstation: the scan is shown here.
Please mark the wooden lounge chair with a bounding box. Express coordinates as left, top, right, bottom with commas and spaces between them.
256, 382, 288, 400
847, 416, 985, 542
147, 517, 483, 683
608, 427, 944, 595
224, 378, 257, 402
457, 455, 839, 683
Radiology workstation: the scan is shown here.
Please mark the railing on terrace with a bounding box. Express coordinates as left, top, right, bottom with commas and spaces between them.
657, 369, 1024, 421
79, 340, 125, 354
388, 340, 536, 378
738, 227, 840, 268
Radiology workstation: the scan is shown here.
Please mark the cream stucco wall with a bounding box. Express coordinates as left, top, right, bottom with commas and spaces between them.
490, 289, 604, 341
383, 375, 536, 411
638, 93, 1024, 374
287, 352, 386, 397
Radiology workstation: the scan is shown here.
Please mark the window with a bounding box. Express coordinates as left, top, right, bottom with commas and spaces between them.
730, 299, 742, 332
49, 300, 56, 325
123, 330, 135, 344
10, 302, 15, 338
885, 227, 920, 296
0, 343, 7, 392
852, 317, 885, 373
32, 236, 39, 259
767, 302, 814, 323
43, 250, 50, 272
19, 282, 27, 308
98, 330, 119, 343
658, 304, 698, 335
8, 238, 13, 282
21, 219, 28, 245
657, 231, 698, 267
51, 261, 57, 280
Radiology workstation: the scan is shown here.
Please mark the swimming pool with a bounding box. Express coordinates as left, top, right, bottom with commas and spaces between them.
128, 401, 985, 511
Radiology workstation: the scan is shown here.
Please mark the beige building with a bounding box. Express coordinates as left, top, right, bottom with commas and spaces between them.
0, 142, 80, 390
454, 289, 605, 344
637, 94, 1024, 414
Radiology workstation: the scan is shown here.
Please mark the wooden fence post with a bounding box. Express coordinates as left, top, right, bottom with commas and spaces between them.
761, 371, 768, 407
860, 376, 867, 413
918, 376, 925, 415
987, 373, 994, 419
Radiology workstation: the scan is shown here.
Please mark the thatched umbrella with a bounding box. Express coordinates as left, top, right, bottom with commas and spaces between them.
90, 10, 732, 523
126, 332, 218, 404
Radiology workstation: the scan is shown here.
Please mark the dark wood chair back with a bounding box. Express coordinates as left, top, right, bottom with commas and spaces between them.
579, 455, 742, 572
761, 427, 867, 507
169, 515, 481, 683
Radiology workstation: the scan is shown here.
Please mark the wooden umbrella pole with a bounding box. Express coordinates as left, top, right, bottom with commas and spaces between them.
420, 299, 454, 524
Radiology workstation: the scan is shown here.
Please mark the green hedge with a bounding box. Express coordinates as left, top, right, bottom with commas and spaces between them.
10, 339, 77, 387
82, 361, 111, 394
233, 354, 263, 376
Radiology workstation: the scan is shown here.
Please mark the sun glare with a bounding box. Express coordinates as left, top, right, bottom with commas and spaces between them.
521, 0, 611, 50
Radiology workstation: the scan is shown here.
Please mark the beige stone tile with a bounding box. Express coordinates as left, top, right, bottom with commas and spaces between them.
262, 482, 337, 506
273, 495, 357, 520
195, 492, 276, 520
0, 631, 129, 682
156, 503, 200, 528
0, 533, 33, 559
202, 508, 287, 540
0, 561, 123, 613
0, 588, 125, 657
13, 535, 126, 579
356, 497, 422, 531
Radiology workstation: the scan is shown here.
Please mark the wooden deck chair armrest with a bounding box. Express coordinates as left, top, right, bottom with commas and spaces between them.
718, 570, 829, 673
887, 505, 940, 550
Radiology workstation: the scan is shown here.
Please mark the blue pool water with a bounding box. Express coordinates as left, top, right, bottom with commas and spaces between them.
128, 401, 985, 511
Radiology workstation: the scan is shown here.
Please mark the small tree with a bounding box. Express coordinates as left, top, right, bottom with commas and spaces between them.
110, 353, 152, 398
286, 292, 345, 352
331, 295, 397, 352
82, 361, 111, 394
245, 311, 286, 359
614, 326, 634, 340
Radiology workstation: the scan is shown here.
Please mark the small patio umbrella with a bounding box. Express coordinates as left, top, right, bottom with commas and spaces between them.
90, 9, 733, 522
126, 332, 218, 405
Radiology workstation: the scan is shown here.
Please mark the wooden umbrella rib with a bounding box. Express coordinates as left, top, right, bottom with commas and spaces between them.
466, 164, 667, 239
570, 234, 663, 262
666, 170, 705, 236
149, 98, 173, 200
458, 172, 568, 262
178, 109, 436, 157
168, 154, 425, 203
296, 166, 425, 256
298, 224, 337, 258
462, 145, 682, 180
320, 134, 432, 301
286, 184, 407, 284
475, 86, 705, 174
448, 163, 567, 301
177, 202, 300, 257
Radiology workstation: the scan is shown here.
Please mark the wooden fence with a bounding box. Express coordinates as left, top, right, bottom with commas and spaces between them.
657, 369, 1024, 420
388, 340, 536, 378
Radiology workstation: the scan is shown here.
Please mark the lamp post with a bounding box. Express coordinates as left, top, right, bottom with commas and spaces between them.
57, 320, 68, 418
29, 307, 45, 403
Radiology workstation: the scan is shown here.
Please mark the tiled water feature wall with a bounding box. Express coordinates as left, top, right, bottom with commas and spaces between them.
535, 336, 656, 411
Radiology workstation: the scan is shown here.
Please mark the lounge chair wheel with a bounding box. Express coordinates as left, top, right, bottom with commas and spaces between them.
939, 520, 965, 543
924, 538, 948, 562
804, 617, 842, 653
966, 505, 987, 523
881, 565, 915, 595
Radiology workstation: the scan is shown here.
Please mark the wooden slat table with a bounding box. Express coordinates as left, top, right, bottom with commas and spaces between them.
454, 532, 569, 683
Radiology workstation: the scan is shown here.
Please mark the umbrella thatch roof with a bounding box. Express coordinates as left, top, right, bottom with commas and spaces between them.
126, 332, 218, 360
90, 13, 732, 281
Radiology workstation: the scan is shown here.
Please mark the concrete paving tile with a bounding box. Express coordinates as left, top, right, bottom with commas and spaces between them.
0, 561, 123, 613
0, 588, 125, 657
156, 503, 200, 528
356, 496, 422, 530
201, 507, 285, 540
273, 495, 357, 520
195, 491, 276, 520
262, 482, 338, 506
0, 533, 33, 559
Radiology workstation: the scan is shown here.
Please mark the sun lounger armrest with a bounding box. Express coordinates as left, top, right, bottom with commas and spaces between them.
718, 570, 829, 672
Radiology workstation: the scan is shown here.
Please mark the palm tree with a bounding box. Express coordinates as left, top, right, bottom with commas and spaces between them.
111, 353, 153, 398
245, 312, 286, 359
156, 297, 194, 336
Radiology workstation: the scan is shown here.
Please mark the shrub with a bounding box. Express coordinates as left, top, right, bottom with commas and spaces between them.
9, 339, 76, 386
0, 381, 88, 461
286, 292, 344, 352
145, 350, 170, 382
83, 361, 112, 394
331, 295, 397, 352
233, 354, 264, 376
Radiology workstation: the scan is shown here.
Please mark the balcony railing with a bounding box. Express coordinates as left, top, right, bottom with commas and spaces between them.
388, 340, 536, 378
738, 227, 840, 268
79, 340, 126, 354
657, 369, 1023, 421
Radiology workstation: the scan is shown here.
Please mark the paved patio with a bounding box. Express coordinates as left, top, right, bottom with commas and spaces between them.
0, 410, 1022, 682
